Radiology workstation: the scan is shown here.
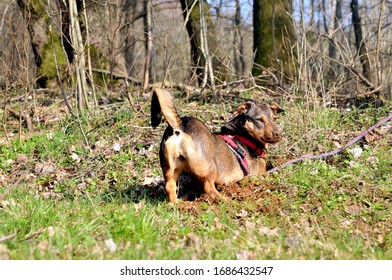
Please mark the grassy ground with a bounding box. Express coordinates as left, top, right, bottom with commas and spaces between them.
0, 92, 391, 259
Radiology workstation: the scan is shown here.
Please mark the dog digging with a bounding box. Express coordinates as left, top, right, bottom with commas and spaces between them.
151, 88, 283, 203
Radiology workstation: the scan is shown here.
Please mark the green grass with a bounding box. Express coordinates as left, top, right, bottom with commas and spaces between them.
0, 96, 391, 260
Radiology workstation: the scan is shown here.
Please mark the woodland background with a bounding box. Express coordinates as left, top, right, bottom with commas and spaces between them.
0, 0, 391, 109
0, 0, 391, 260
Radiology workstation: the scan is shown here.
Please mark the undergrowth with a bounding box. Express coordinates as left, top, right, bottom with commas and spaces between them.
0, 93, 391, 260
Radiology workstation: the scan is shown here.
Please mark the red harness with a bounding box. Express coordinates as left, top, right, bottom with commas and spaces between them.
217, 134, 267, 175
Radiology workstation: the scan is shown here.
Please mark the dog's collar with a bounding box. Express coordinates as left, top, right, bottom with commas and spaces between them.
218, 134, 267, 175
232, 134, 267, 158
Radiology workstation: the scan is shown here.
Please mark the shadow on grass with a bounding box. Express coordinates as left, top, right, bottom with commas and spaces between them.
100, 182, 167, 204
99, 174, 206, 205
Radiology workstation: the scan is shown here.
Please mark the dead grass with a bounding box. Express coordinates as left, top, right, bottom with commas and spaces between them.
0, 90, 391, 259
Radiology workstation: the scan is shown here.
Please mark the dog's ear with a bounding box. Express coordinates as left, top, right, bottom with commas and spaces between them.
269, 103, 284, 114
232, 102, 256, 117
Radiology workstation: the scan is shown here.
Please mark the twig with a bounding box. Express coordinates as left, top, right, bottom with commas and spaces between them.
348, 66, 375, 89
2, 101, 11, 144
7, 108, 32, 131
0, 233, 16, 243
0, 177, 22, 202
23, 228, 46, 241
92, 68, 141, 85
355, 85, 383, 98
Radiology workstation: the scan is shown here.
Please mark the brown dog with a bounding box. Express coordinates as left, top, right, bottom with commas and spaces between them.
151, 88, 283, 202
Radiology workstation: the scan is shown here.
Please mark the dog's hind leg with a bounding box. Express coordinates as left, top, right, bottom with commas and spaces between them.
164, 168, 182, 203
161, 134, 185, 203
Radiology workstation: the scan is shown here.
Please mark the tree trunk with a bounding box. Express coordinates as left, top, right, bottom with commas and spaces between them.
350, 0, 372, 84
252, 0, 295, 81
122, 0, 137, 78
69, 0, 88, 113
15, 0, 44, 71
198, 0, 214, 88
233, 0, 245, 77
143, 0, 154, 90
179, 0, 225, 86
328, 0, 340, 60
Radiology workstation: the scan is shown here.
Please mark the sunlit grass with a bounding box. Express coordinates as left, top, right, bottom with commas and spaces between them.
1, 97, 391, 260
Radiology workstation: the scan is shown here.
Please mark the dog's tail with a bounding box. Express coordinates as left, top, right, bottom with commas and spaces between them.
151, 88, 182, 130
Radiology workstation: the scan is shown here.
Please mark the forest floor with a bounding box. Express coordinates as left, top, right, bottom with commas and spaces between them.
0, 89, 391, 259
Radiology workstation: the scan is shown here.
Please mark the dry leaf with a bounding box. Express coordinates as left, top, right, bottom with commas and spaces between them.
35, 160, 55, 175
16, 154, 28, 164
104, 238, 117, 253
286, 235, 302, 248
348, 147, 363, 159
134, 201, 145, 211
124, 161, 135, 173
142, 177, 155, 185
259, 226, 278, 237
345, 205, 361, 215
185, 233, 200, 247
47, 226, 55, 237
112, 143, 121, 152
70, 153, 79, 161
94, 140, 105, 150
235, 209, 248, 219
0, 244, 10, 260
366, 156, 379, 165
244, 221, 256, 229
214, 217, 224, 230
236, 250, 256, 260
332, 141, 342, 149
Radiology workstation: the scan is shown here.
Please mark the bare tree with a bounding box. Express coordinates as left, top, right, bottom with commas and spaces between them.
350, 0, 372, 85
143, 0, 153, 90
253, 0, 295, 81
233, 0, 245, 77
68, 0, 88, 113
179, 0, 225, 86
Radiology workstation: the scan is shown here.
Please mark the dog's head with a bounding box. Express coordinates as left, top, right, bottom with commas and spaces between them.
221, 102, 284, 145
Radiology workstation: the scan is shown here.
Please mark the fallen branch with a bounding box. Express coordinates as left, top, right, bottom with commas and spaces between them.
0, 233, 16, 243
269, 112, 392, 173
7, 108, 33, 131
355, 85, 383, 98
348, 66, 375, 90
0, 177, 22, 202
92, 68, 141, 85
214, 77, 253, 89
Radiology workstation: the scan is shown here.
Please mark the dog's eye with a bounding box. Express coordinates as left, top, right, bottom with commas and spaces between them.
257, 118, 264, 122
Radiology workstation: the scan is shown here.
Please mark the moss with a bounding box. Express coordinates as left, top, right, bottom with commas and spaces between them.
253, 0, 296, 79
38, 31, 68, 86
89, 45, 110, 87
27, 0, 47, 18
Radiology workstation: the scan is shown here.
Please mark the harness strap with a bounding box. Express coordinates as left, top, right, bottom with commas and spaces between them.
218, 134, 267, 175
